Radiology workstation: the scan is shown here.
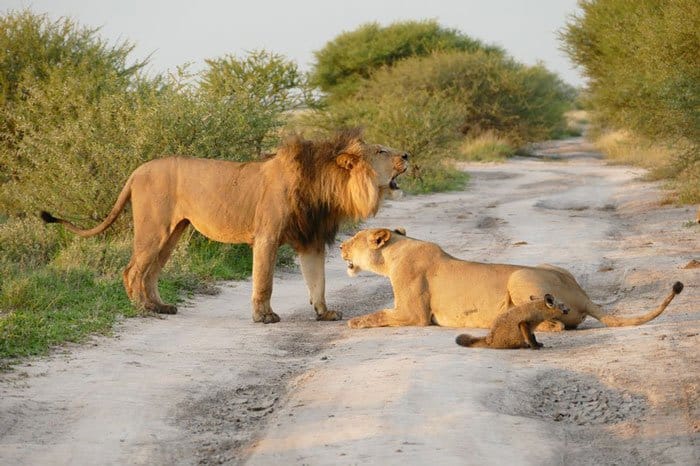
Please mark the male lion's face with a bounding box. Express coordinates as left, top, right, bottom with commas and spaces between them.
340, 228, 396, 277
365, 144, 409, 195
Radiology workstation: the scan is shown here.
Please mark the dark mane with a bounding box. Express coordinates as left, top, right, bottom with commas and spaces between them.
279, 129, 367, 251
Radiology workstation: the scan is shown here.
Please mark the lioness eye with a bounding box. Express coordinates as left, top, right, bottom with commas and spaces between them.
378, 148, 388, 155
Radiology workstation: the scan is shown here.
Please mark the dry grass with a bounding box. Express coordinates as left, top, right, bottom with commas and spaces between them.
594, 130, 673, 171
456, 132, 516, 162
593, 130, 699, 203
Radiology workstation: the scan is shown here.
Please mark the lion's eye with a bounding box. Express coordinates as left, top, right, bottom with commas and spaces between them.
378, 149, 388, 155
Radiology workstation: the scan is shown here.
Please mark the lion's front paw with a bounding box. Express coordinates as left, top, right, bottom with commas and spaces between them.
317, 310, 343, 321
253, 311, 281, 324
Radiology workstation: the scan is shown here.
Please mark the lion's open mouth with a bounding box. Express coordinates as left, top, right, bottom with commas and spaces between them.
389, 173, 403, 190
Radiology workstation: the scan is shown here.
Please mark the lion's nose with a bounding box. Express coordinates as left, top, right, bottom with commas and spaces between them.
402, 152, 409, 161
339, 243, 344, 250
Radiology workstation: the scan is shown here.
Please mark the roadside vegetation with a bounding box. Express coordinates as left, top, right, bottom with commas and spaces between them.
0, 11, 303, 360
304, 20, 576, 191
0, 12, 574, 360
561, 0, 699, 203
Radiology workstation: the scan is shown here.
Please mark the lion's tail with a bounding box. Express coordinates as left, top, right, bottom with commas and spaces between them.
41, 173, 134, 238
455, 334, 489, 348
587, 281, 684, 327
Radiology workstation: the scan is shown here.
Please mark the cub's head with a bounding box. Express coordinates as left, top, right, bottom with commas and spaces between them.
532, 293, 570, 315
340, 227, 406, 277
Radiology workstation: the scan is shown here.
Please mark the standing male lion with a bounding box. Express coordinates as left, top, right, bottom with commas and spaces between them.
42, 130, 408, 323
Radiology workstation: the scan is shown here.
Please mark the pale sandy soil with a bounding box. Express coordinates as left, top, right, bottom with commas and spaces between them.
1, 137, 698, 465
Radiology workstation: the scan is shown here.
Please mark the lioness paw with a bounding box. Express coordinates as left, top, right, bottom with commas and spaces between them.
347, 317, 364, 329
535, 320, 565, 332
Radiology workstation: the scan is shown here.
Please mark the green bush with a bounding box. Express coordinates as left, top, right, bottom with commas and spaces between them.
309, 50, 573, 191
561, 0, 699, 201
0, 216, 64, 274
561, 0, 699, 145
310, 19, 503, 99
0, 10, 145, 218
308, 75, 467, 192
201, 51, 316, 156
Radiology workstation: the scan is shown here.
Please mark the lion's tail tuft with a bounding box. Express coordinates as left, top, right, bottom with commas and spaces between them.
672, 281, 684, 295
40, 211, 60, 223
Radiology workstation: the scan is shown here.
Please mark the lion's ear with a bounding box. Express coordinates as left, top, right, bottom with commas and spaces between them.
336, 153, 359, 171
393, 227, 406, 236
368, 229, 391, 249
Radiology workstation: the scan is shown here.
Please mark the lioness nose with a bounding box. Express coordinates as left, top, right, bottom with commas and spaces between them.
339, 243, 344, 250
402, 152, 409, 161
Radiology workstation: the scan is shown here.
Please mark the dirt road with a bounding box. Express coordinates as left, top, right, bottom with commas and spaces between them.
1, 138, 698, 465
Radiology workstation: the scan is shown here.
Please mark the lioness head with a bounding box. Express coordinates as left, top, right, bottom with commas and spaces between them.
340, 227, 406, 277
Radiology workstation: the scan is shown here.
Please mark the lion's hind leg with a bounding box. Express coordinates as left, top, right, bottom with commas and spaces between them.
143, 220, 190, 314
125, 219, 184, 315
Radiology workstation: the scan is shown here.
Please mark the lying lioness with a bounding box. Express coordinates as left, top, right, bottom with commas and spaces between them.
340, 228, 683, 330
455, 294, 569, 349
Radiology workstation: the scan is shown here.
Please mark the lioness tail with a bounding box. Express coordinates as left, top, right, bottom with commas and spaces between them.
589, 281, 684, 327
455, 334, 488, 348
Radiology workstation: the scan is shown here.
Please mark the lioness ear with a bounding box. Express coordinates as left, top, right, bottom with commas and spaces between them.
393, 227, 406, 236
544, 294, 555, 308
368, 229, 391, 249
336, 153, 359, 170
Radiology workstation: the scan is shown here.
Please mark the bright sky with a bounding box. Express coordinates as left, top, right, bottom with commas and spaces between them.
2, 0, 585, 86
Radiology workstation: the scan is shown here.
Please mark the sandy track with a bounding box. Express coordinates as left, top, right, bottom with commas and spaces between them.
1, 137, 698, 465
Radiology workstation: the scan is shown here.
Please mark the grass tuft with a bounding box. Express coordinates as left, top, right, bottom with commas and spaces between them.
456, 132, 516, 162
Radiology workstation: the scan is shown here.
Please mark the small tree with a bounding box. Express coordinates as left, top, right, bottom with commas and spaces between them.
200, 51, 316, 156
